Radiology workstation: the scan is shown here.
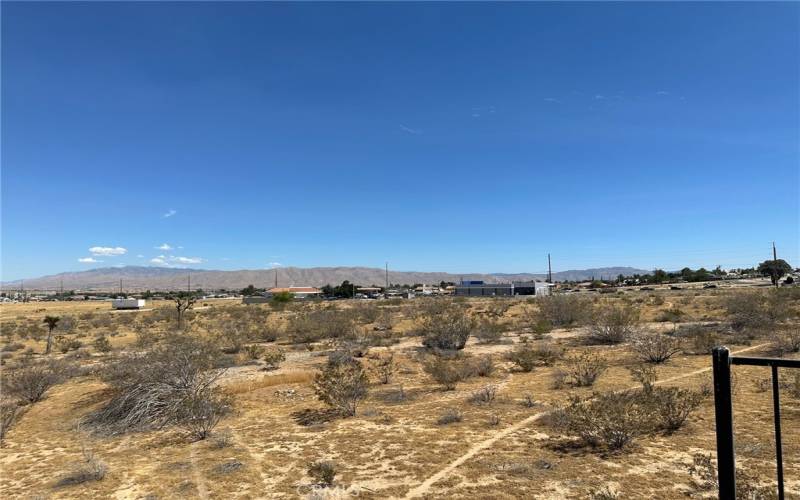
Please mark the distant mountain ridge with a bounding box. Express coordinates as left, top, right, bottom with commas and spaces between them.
2, 265, 651, 292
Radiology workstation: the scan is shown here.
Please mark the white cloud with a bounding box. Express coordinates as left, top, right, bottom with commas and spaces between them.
172, 256, 203, 264
594, 95, 606, 100
400, 124, 421, 135
268, 262, 282, 267
78, 257, 102, 263
156, 243, 173, 251
89, 246, 127, 256
150, 257, 167, 265
162, 209, 177, 218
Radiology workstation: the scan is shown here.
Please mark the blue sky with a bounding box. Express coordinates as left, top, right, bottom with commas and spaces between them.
2, 2, 798, 281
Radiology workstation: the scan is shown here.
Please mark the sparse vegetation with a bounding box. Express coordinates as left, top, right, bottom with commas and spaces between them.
588, 304, 639, 344
312, 357, 368, 417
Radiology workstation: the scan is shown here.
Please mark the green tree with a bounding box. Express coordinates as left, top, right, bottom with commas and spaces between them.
42, 315, 60, 355
758, 259, 792, 287
241, 284, 257, 296
271, 291, 294, 305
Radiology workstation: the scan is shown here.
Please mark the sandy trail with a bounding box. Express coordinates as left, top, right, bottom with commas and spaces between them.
402, 343, 770, 499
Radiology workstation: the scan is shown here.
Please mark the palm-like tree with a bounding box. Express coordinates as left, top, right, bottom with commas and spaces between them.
42, 315, 60, 354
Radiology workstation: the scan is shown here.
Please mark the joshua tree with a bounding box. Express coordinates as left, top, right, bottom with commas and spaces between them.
42, 315, 60, 355
173, 293, 196, 327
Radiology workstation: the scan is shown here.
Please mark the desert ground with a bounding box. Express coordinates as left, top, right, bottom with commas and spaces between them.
0, 287, 798, 499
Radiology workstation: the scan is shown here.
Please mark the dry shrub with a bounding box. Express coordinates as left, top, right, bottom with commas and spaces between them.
263, 348, 286, 371
420, 304, 474, 350
3, 358, 73, 403
55, 448, 107, 488
650, 387, 703, 434
507, 342, 564, 372
178, 390, 233, 440
0, 401, 26, 444
288, 310, 357, 344
474, 317, 505, 344
537, 295, 592, 328
437, 408, 463, 425
773, 328, 800, 357
630, 331, 682, 364
629, 364, 658, 393
588, 304, 639, 344
558, 390, 653, 450
422, 355, 473, 390
675, 324, 720, 355
308, 460, 337, 487
472, 354, 495, 377
687, 453, 777, 499
724, 290, 791, 335
589, 485, 621, 500
84, 335, 229, 435
561, 352, 607, 387
367, 351, 395, 384
312, 357, 368, 417
470, 384, 498, 405
93, 335, 112, 353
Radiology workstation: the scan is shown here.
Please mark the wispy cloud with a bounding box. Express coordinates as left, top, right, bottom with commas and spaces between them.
150, 255, 204, 267
162, 209, 177, 218
400, 124, 421, 135
89, 246, 127, 256
471, 105, 497, 118
543, 97, 560, 103
656, 90, 670, 95
137, 254, 144, 258
156, 243, 173, 251
78, 257, 102, 263
268, 262, 282, 267
593, 95, 606, 100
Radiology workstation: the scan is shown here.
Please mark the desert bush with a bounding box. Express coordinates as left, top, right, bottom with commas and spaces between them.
687, 453, 777, 499
313, 358, 368, 417
649, 387, 703, 434
470, 384, 498, 405
55, 448, 107, 488
288, 310, 357, 344
537, 295, 592, 328
629, 364, 658, 393
437, 408, 463, 425
93, 335, 112, 353
588, 304, 639, 344
474, 317, 504, 344
177, 390, 233, 440
472, 354, 495, 377
562, 352, 607, 387
589, 485, 621, 500
558, 390, 654, 450
420, 305, 474, 350
724, 290, 791, 334
84, 335, 228, 434
506, 344, 539, 372
422, 355, 473, 390
244, 344, 264, 360
630, 331, 682, 364
308, 460, 336, 487
3, 358, 72, 403
263, 348, 286, 371
209, 428, 233, 449
675, 324, 720, 355
655, 308, 685, 323
773, 328, 800, 357
368, 351, 395, 384
57, 337, 83, 354
0, 401, 25, 444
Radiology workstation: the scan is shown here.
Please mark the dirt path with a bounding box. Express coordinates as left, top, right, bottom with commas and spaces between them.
402, 343, 770, 499
189, 441, 210, 499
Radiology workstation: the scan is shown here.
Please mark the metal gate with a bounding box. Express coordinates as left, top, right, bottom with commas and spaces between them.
712, 346, 800, 500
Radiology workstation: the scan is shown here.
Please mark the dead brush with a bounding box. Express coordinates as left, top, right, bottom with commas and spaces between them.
54, 447, 107, 488
469, 384, 498, 405
560, 352, 607, 387
630, 331, 682, 364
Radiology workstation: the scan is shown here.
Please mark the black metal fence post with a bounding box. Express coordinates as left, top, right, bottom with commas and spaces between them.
712, 346, 736, 498
771, 364, 785, 500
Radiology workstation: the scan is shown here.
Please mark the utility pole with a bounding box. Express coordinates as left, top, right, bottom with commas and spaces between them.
275, 268, 278, 288
385, 261, 389, 289
187, 274, 191, 293
60, 279, 64, 297
547, 254, 552, 283
119, 279, 122, 296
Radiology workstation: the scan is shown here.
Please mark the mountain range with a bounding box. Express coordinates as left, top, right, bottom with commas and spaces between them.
2, 266, 650, 292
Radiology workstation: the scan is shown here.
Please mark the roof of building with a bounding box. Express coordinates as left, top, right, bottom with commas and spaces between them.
268, 287, 321, 293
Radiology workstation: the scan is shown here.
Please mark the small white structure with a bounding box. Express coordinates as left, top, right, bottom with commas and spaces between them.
112, 298, 145, 310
